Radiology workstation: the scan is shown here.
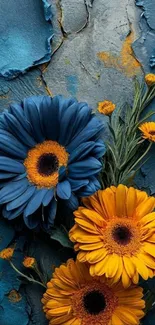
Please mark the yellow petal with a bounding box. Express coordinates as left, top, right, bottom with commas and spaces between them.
106, 254, 119, 278
46, 299, 70, 308
70, 228, 101, 243
126, 187, 137, 218
94, 255, 111, 276
121, 269, 131, 288
116, 307, 138, 325
138, 252, 155, 269
136, 189, 148, 205
77, 251, 87, 262
79, 242, 103, 251
98, 190, 110, 218
143, 242, 155, 258
47, 306, 71, 316
148, 234, 155, 242
49, 315, 73, 324
86, 247, 108, 263
136, 197, 155, 219
82, 208, 106, 226
140, 213, 155, 226
110, 256, 123, 284
74, 218, 99, 234
85, 193, 103, 215
132, 271, 139, 284
101, 188, 116, 218
116, 185, 127, 217
132, 256, 149, 280
111, 313, 123, 325
123, 256, 135, 278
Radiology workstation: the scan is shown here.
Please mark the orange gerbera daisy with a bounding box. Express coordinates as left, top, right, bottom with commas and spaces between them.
139, 122, 155, 142
69, 185, 155, 288
42, 259, 145, 325
97, 100, 116, 115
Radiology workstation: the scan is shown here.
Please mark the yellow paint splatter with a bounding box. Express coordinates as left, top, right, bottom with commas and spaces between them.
97, 31, 141, 77
8, 290, 22, 303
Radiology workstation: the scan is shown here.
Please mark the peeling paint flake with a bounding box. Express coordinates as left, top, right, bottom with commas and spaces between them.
133, 1, 155, 72
0, 0, 53, 79
136, 0, 155, 30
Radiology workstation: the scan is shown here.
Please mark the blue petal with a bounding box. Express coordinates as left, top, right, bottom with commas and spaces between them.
9, 103, 32, 133
6, 186, 36, 211
3, 202, 28, 220
13, 172, 27, 181
68, 178, 89, 191
42, 189, 54, 206
0, 179, 29, 204
68, 141, 96, 164
0, 173, 16, 179
48, 198, 57, 225
57, 180, 71, 199
65, 193, 79, 210
78, 177, 101, 197
92, 140, 106, 158
23, 213, 39, 229
67, 116, 104, 152
3, 112, 36, 147
68, 158, 102, 179
56, 96, 77, 120
0, 157, 25, 173
0, 130, 27, 158
24, 188, 48, 217
63, 104, 92, 142
58, 102, 81, 146
23, 97, 45, 142
39, 96, 59, 141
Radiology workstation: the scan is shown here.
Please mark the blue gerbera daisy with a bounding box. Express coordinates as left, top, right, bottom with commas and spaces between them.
0, 96, 105, 228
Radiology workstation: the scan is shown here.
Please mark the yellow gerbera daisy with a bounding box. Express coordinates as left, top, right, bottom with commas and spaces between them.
42, 259, 145, 325
0, 247, 14, 260
145, 73, 155, 86
139, 122, 155, 142
97, 100, 116, 115
69, 185, 155, 288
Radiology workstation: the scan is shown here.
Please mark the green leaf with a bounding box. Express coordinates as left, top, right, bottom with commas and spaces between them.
50, 226, 73, 248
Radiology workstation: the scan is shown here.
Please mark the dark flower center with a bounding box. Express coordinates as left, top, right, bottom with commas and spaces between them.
37, 153, 59, 176
83, 290, 106, 315
112, 225, 132, 245
149, 131, 155, 136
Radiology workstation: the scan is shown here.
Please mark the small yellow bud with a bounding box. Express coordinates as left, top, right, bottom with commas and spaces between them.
23, 257, 36, 268
97, 100, 116, 115
0, 247, 14, 260
145, 74, 155, 86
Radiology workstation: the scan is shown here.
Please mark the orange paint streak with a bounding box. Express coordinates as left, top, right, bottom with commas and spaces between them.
8, 290, 22, 303
97, 31, 141, 77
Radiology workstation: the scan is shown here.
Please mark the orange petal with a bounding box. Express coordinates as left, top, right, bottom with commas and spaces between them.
116, 185, 127, 217
126, 187, 137, 218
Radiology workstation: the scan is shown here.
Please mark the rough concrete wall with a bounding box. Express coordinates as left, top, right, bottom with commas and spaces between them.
44, 0, 142, 108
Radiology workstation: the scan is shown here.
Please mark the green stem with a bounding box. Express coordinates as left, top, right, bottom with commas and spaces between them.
127, 142, 152, 175
10, 261, 46, 289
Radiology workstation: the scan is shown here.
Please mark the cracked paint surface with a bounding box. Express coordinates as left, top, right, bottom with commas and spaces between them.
43, 0, 142, 108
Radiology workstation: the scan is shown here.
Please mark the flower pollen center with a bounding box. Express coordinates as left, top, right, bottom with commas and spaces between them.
37, 153, 59, 176
112, 225, 132, 245
83, 290, 106, 315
